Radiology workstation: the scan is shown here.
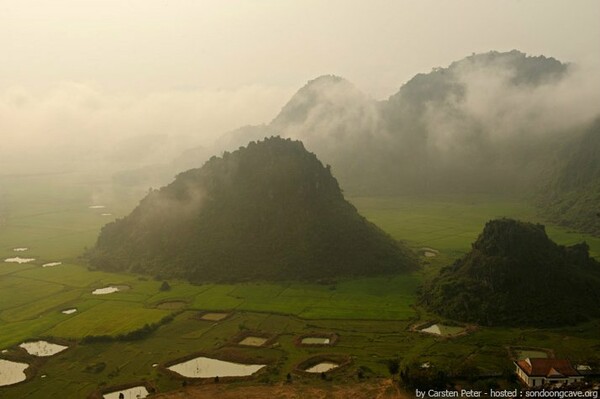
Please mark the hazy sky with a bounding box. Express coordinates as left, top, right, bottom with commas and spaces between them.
1, 0, 599, 163
2, 1, 599, 97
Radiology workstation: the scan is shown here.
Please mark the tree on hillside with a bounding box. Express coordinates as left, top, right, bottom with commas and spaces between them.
159, 281, 171, 291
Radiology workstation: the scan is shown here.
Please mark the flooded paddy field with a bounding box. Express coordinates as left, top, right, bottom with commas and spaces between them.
305, 361, 339, 373
19, 340, 68, 357
296, 354, 350, 375
167, 356, 266, 378
1, 175, 600, 398
102, 385, 149, 399
238, 336, 269, 347
199, 312, 230, 321
419, 323, 466, 337
42, 262, 62, 268
0, 359, 29, 387
231, 330, 275, 347
296, 332, 338, 347
4, 257, 36, 264
301, 337, 330, 345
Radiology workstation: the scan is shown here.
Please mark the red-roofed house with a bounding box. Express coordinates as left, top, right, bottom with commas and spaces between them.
514, 358, 583, 387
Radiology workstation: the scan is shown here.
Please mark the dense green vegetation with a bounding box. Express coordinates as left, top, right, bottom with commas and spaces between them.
2, 170, 600, 398
90, 137, 416, 282
540, 118, 600, 236
421, 219, 600, 326
113, 50, 600, 241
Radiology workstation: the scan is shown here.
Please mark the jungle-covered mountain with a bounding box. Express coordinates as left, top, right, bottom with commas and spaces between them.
214, 50, 576, 195
112, 50, 600, 236
90, 137, 417, 282
538, 119, 600, 236
420, 218, 600, 327
118, 50, 582, 194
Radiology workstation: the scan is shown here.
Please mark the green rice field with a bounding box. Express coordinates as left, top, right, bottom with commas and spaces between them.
1, 172, 599, 398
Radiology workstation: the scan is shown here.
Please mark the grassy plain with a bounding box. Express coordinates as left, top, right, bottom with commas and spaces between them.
1, 173, 599, 398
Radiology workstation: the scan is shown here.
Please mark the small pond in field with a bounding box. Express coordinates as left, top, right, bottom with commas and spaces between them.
301, 337, 330, 345
420, 247, 439, 257
420, 324, 464, 336
516, 350, 548, 360
19, 340, 68, 357
200, 312, 229, 321
89, 205, 106, 209
13, 248, 28, 252
92, 285, 129, 295
238, 337, 268, 347
42, 262, 62, 268
61, 308, 77, 315
103, 386, 149, 399
0, 359, 29, 386
101, 213, 112, 216
167, 356, 265, 378
4, 257, 35, 264
305, 362, 339, 373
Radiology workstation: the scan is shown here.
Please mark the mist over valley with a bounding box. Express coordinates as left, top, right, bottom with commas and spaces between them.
1, 2, 600, 397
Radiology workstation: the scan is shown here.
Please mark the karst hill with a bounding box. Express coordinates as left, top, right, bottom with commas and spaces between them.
421, 218, 600, 327
90, 137, 417, 282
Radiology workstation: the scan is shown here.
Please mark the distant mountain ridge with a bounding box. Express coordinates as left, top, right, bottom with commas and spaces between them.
420, 218, 600, 327
539, 119, 600, 235
91, 137, 417, 282
212, 50, 576, 195
112, 50, 600, 236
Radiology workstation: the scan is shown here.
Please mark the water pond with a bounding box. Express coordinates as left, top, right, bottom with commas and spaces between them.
420, 324, 465, 336
301, 337, 330, 345
19, 340, 68, 357
92, 285, 129, 295
238, 337, 268, 347
200, 312, 229, 321
103, 386, 149, 399
13, 248, 28, 252
89, 205, 106, 209
0, 359, 29, 387
419, 247, 439, 258
42, 262, 62, 268
305, 362, 339, 373
4, 257, 35, 264
61, 308, 77, 315
167, 356, 265, 378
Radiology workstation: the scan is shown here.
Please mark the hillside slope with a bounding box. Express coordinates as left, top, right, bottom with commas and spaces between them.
215, 51, 573, 195
420, 218, 600, 326
539, 119, 600, 235
90, 137, 417, 282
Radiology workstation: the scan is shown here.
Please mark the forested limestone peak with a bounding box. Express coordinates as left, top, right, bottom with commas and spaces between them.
90, 137, 417, 282
420, 218, 600, 327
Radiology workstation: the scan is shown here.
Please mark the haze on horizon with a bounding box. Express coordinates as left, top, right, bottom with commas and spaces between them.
1, 0, 599, 173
